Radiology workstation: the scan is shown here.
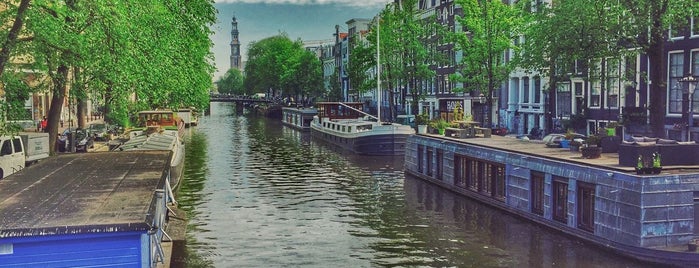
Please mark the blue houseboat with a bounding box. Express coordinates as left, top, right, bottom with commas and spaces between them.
0, 151, 174, 267
405, 133, 699, 267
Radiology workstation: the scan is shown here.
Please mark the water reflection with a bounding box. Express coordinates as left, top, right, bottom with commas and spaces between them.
176, 102, 652, 267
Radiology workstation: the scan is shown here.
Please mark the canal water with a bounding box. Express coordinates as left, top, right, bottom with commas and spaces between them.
177, 102, 653, 267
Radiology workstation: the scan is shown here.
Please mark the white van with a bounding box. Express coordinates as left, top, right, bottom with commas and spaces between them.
0, 136, 26, 179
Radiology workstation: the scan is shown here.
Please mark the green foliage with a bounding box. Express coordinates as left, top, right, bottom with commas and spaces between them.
244, 34, 323, 101
216, 69, 244, 95
1, 0, 216, 131
325, 71, 343, 101
429, 117, 450, 130
452, 0, 523, 127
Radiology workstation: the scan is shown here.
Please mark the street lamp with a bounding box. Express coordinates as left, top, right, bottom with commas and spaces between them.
680, 73, 697, 142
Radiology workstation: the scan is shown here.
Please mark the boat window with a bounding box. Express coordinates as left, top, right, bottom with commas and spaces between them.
356, 125, 372, 132
553, 177, 569, 223
342, 126, 346, 132
577, 182, 595, 232
531, 171, 545, 216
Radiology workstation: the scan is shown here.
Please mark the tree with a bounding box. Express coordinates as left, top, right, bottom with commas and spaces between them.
3, 0, 216, 154
326, 71, 343, 101
352, 0, 443, 122
517, 0, 629, 133
245, 34, 323, 102
452, 0, 523, 128
216, 68, 244, 95
617, 0, 699, 137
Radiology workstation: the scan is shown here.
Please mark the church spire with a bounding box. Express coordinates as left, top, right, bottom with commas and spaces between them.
230, 16, 241, 70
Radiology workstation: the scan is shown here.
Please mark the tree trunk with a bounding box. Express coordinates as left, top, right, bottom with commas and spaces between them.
0, 0, 31, 77
648, 38, 666, 138
47, 65, 69, 155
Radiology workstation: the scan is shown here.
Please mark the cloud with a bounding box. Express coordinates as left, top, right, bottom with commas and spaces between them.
214, 0, 390, 8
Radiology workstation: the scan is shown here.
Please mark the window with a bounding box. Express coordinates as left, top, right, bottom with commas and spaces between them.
0, 140, 12, 155
523, 77, 530, 103
557, 83, 572, 117
492, 164, 505, 199
417, 145, 424, 173
693, 51, 699, 114
590, 81, 601, 108
607, 58, 620, 108
454, 155, 467, 188
669, 52, 684, 114
436, 149, 443, 180
577, 182, 596, 232
531, 171, 544, 216
426, 148, 433, 176
552, 178, 568, 224
534, 77, 541, 104
468, 159, 479, 190
454, 154, 505, 201
12, 138, 22, 154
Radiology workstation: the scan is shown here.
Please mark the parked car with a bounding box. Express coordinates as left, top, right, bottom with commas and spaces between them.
57, 128, 94, 152
543, 133, 586, 148
89, 123, 109, 141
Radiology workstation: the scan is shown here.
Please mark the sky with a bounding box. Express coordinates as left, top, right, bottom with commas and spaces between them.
210, 0, 390, 80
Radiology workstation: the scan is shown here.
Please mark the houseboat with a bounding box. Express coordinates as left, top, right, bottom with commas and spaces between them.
0, 151, 174, 267
134, 109, 185, 138
113, 109, 186, 188
114, 131, 186, 189
281, 106, 317, 131
404, 133, 699, 266
310, 102, 414, 156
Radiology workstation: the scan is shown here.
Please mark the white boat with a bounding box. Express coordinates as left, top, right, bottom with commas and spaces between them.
114, 131, 185, 189
310, 20, 414, 155
310, 102, 414, 155
113, 110, 186, 189
281, 106, 317, 131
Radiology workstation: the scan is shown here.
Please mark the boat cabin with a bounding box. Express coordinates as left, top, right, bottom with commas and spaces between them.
315, 102, 364, 120
137, 110, 180, 128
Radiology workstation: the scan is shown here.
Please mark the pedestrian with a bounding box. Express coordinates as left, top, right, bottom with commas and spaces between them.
40, 116, 48, 132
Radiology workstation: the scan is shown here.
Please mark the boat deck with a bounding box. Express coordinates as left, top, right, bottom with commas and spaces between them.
422, 133, 699, 174
0, 151, 171, 237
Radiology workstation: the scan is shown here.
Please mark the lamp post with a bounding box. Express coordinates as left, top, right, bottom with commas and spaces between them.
680, 73, 697, 142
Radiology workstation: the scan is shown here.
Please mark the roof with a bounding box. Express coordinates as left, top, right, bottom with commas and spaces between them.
0, 151, 171, 238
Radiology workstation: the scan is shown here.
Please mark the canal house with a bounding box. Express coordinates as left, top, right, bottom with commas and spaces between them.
405, 134, 699, 266
0, 151, 174, 267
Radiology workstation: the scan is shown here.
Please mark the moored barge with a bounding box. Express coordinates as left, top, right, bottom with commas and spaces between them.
0, 151, 175, 267
405, 133, 699, 267
310, 102, 414, 156
281, 106, 317, 131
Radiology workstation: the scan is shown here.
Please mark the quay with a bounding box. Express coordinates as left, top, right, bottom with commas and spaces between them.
405, 133, 699, 267
0, 151, 181, 267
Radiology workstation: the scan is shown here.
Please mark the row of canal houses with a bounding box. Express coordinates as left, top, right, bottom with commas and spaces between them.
312, 0, 699, 140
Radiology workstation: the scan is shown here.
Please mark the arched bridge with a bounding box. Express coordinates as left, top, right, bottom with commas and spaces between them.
209, 94, 273, 103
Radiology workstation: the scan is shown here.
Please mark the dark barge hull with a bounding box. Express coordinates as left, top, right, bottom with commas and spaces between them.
405, 134, 699, 267
311, 128, 410, 156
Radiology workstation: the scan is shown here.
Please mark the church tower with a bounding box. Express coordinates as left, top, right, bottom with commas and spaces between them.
230, 16, 241, 70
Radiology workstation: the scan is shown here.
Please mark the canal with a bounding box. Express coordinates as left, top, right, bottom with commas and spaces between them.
177, 102, 653, 267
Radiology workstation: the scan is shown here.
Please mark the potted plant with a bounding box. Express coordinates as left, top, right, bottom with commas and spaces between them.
561, 129, 575, 148
605, 121, 621, 136
429, 118, 450, 135
416, 113, 429, 134
581, 134, 602, 159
